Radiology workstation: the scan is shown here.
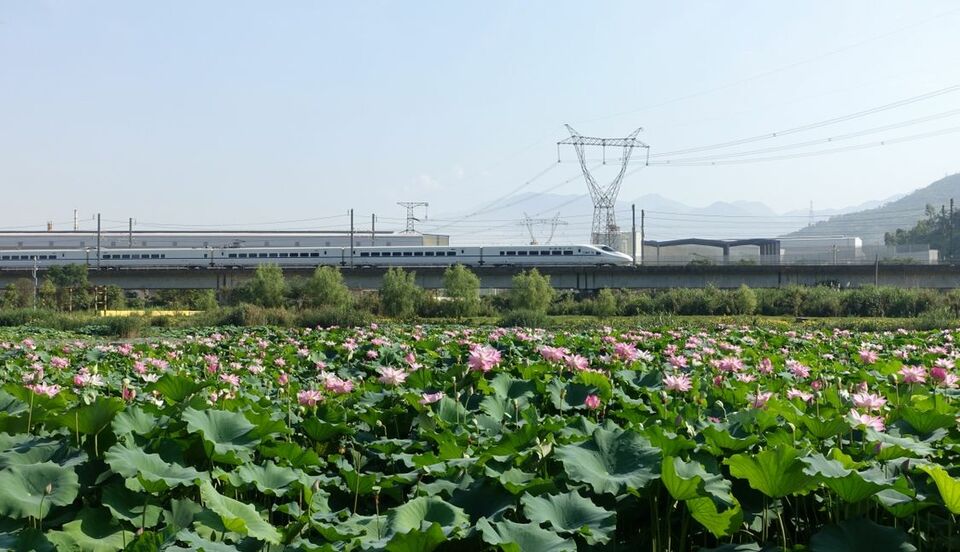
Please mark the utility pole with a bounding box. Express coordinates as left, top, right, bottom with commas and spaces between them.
96, 213, 101, 269
631, 204, 637, 266
32, 256, 38, 309
950, 198, 954, 263
349, 209, 354, 267
371, 213, 376, 246
640, 209, 645, 266
73, 209, 79, 231
128, 217, 134, 248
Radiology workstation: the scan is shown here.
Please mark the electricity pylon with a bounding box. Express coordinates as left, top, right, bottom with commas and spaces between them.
558, 125, 649, 247
397, 202, 428, 234
519, 212, 568, 245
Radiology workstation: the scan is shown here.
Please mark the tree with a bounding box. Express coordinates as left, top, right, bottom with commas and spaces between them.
1, 278, 35, 309
304, 266, 352, 309
47, 264, 91, 311
37, 279, 57, 310
443, 264, 480, 318
593, 288, 618, 317
509, 268, 554, 313
380, 267, 420, 318
731, 284, 757, 315
104, 285, 126, 309
247, 264, 287, 307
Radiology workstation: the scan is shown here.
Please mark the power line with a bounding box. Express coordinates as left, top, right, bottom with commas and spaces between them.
650, 83, 960, 159
650, 125, 960, 166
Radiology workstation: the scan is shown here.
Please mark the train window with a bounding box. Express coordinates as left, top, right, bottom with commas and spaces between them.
238, 253, 246, 258
392, 252, 402, 257
499, 251, 505, 256
529, 251, 538, 256
518, 251, 528, 256
161, 254, 166, 259
403, 252, 412, 257
551, 251, 562, 256
425, 251, 434, 256
203, 254, 208, 258
413, 252, 423, 257
311, 252, 319, 257
1, 256, 8, 261
563, 250, 573, 256
279, 253, 289, 258
596, 251, 601, 255
269, 253, 278, 258
151, 254, 160, 259
122, 254, 130, 259
370, 252, 380, 257
506, 251, 516, 256
448, 252, 456, 256
360, 252, 370, 257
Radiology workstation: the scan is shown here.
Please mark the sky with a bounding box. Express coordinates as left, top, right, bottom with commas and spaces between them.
1, 1, 959, 242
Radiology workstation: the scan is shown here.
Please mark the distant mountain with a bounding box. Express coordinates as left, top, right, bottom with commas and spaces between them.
783, 174, 960, 245
441, 187, 921, 244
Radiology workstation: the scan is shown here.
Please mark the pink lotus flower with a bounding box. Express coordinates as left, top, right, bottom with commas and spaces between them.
613, 342, 640, 362
786, 389, 814, 402
859, 349, 878, 364
274, 358, 287, 367
278, 372, 289, 386
930, 366, 948, 382
121, 386, 136, 402
366, 350, 379, 360
565, 354, 590, 371
849, 409, 885, 432
378, 366, 408, 386
323, 375, 354, 394
28, 383, 61, 398
717, 357, 744, 373
219, 373, 240, 388
584, 394, 601, 410
419, 392, 444, 405
404, 352, 421, 370
899, 365, 926, 384
787, 360, 810, 379
468, 345, 502, 373
668, 355, 688, 369
758, 358, 773, 374
539, 346, 567, 363
297, 389, 323, 407
663, 373, 692, 392
49, 357, 69, 369
747, 391, 773, 409
852, 391, 887, 411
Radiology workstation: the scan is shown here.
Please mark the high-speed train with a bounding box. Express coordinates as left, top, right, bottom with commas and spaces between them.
0, 244, 633, 269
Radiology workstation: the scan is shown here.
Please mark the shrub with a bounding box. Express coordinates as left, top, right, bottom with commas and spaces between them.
592, 288, 618, 317
380, 267, 420, 319
303, 266, 352, 310
730, 285, 757, 315
298, 307, 371, 328
498, 308, 549, 328
442, 264, 481, 318
246, 264, 287, 308
509, 269, 554, 313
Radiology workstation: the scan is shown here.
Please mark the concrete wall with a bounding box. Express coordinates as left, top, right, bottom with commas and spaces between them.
4, 264, 960, 290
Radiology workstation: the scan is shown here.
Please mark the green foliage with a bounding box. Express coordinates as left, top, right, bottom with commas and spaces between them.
442, 264, 480, 318
380, 267, 420, 318
303, 266, 352, 310
509, 268, 554, 312
245, 263, 287, 307
592, 288, 618, 317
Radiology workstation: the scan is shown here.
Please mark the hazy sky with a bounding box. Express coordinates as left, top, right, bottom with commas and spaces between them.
2, 1, 959, 239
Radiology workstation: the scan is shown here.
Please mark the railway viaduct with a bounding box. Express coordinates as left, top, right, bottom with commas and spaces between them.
3, 264, 960, 291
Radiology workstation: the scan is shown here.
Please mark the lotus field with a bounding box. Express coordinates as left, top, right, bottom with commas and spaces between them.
1, 324, 959, 551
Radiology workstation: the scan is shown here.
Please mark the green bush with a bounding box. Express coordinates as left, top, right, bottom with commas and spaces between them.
246, 264, 287, 308
303, 266, 352, 310
498, 308, 549, 328
442, 264, 481, 318
730, 285, 757, 315
592, 288, 618, 317
297, 307, 370, 328
509, 269, 554, 313
380, 267, 420, 319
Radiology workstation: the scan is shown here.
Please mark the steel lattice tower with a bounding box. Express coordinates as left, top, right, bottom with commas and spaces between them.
397, 202, 428, 234
558, 125, 649, 248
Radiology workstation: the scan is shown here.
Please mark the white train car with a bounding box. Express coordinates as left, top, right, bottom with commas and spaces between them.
0, 244, 633, 270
